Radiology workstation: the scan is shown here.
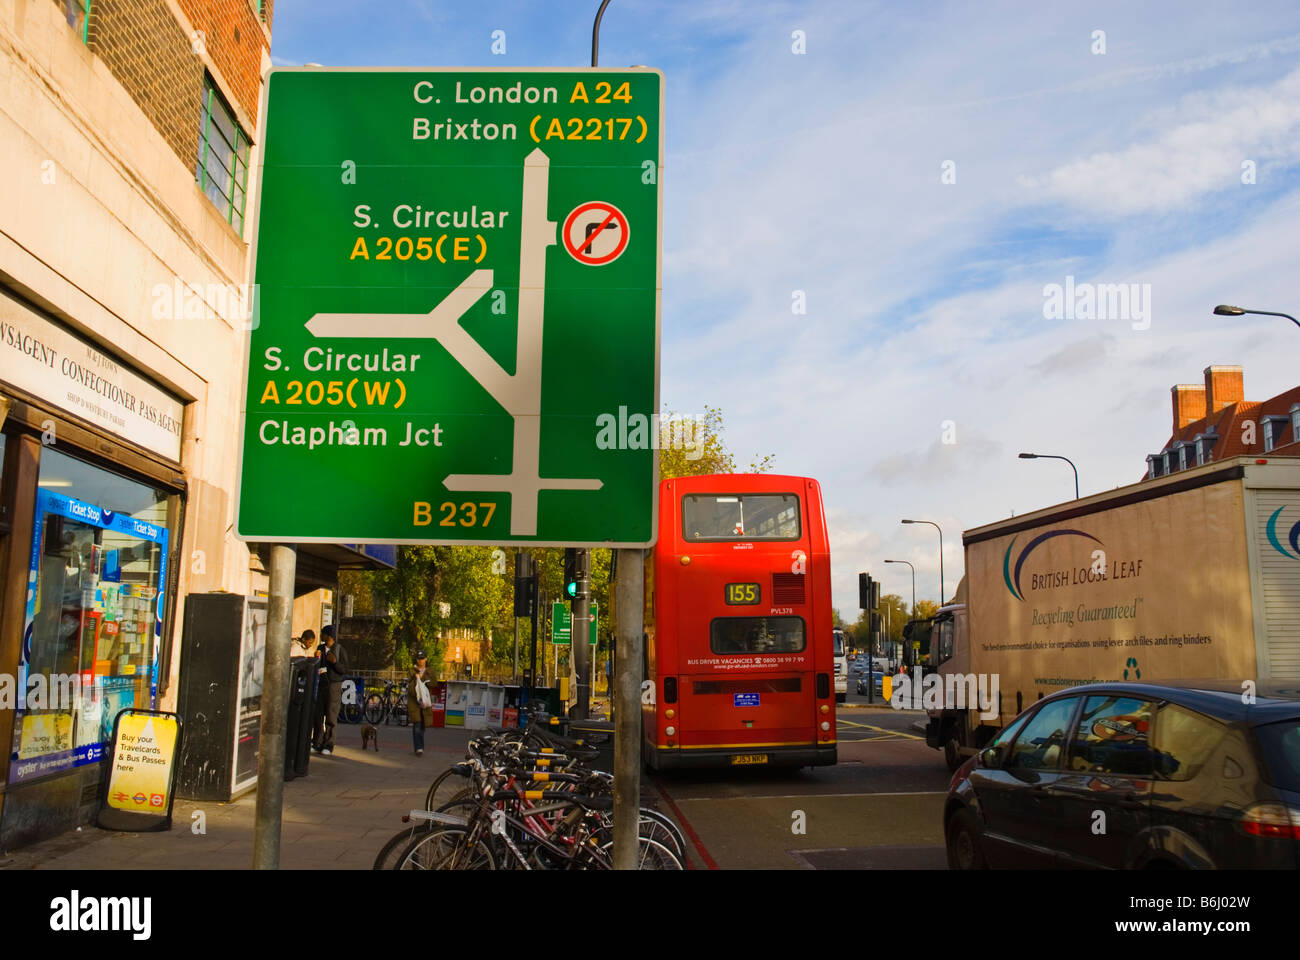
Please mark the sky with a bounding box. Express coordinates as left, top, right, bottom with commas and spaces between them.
269, 0, 1300, 617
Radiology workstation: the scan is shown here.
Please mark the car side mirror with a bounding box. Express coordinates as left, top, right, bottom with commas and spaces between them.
980, 745, 1004, 768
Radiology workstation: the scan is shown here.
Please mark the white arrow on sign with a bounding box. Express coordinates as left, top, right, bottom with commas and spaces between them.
305, 147, 602, 536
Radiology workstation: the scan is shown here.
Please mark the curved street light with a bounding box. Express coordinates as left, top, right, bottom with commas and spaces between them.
1214, 304, 1300, 330
883, 559, 916, 616
1019, 452, 1079, 500
900, 519, 944, 604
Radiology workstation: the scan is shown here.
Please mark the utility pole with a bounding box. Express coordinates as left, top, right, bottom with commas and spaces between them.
572, 548, 592, 720
612, 546, 643, 869
253, 544, 294, 869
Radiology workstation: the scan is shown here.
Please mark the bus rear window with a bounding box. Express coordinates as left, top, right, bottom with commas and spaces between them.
683, 494, 800, 541
710, 616, 806, 655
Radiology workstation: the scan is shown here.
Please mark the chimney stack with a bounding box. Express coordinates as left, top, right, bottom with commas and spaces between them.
1204, 365, 1244, 415
1171, 384, 1206, 434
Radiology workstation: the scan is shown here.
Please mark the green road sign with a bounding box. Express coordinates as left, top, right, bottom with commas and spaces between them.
552, 601, 597, 645
236, 68, 663, 546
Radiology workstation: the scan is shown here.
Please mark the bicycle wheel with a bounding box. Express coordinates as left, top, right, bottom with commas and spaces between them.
396, 827, 495, 870
423, 767, 469, 811
363, 692, 385, 725
372, 823, 436, 870
388, 685, 410, 726
638, 812, 686, 862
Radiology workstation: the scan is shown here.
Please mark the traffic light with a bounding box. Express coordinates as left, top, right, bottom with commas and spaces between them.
858, 573, 880, 611
563, 548, 578, 599
514, 552, 537, 617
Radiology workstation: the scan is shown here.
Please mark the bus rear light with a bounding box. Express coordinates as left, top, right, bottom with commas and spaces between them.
1240, 803, 1300, 839
680, 556, 691, 565
664, 677, 678, 703
665, 726, 676, 737
820, 704, 829, 714
665, 708, 675, 719
816, 674, 829, 699
820, 721, 830, 732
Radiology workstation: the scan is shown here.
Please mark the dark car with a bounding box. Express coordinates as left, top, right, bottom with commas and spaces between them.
944, 681, 1300, 869
856, 673, 884, 696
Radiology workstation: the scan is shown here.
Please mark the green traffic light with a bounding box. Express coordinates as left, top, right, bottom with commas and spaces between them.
566, 581, 577, 598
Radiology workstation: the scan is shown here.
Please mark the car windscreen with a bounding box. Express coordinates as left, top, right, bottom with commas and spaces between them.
1254, 719, 1300, 792
682, 494, 800, 541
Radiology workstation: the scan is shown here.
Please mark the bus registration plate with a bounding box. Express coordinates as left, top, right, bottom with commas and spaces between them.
730, 753, 768, 766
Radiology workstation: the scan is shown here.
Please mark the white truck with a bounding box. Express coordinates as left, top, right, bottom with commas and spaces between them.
923, 455, 1300, 769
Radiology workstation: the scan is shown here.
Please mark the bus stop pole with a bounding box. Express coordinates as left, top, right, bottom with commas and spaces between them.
612, 547, 643, 869
572, 548, 592, 719
253, 543, 295, 869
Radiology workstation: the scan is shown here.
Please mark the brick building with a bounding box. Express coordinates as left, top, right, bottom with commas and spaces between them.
1147, 366, 1300, 479
0, 1, 393, 850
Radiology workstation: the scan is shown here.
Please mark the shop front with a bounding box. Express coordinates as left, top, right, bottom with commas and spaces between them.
0, 288, 186, 848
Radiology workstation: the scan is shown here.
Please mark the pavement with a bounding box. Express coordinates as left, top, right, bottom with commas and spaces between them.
0, 721, 473, 870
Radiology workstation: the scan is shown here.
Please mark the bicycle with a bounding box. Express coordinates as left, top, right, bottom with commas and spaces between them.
384, 727, 686, 870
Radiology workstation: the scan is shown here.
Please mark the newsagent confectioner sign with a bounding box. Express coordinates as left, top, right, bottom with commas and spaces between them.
1, 291, 183, 460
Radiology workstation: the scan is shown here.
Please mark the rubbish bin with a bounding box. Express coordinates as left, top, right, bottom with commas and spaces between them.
285, 658, 314, 780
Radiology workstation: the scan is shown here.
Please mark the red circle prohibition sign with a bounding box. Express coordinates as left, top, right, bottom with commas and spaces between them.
562, 201, 630, 266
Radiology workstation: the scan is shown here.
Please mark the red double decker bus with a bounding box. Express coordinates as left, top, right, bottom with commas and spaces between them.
641, 474, 837, 770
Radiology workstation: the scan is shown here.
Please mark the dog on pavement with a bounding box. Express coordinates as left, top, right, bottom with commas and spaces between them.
361, 723, 379, 751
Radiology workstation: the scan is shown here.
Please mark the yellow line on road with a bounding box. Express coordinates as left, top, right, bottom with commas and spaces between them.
836, 719, 923, 739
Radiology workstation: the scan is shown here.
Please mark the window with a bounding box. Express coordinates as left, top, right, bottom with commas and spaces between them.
10, 448, 173, 783
1162, 451, 1172, 475
1292, 405, 1300, 448
61, 1, 90, 44
1253, 720, 1300, 792
1066, 695, 1154, 776
935, 617, 954, 664
1147, 455, 1161, 479
197, 75, 251, 233
1005, 696, 1077, 770
682, 493, 800, 541
709, 616, 805, 655
1151, 703, 1225, 781
1263, 418, 1275, 452
1177, 443, 1190, 470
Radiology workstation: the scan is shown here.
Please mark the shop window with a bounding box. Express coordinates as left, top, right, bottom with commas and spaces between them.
8, 448, 174, 785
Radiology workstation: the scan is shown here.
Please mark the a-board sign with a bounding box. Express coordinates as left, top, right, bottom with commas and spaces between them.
96, 710, 182, 832
236, 68, 664, 547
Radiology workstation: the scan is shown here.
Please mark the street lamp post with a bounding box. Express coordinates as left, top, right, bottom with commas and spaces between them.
1214, 304, 1300, 330
900, 519, 944, 604
884, 559, 916, 621
1019, 452, 1079, 500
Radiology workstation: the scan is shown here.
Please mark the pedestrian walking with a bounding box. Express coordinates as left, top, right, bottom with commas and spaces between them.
407, 651, 434, 756
311, 625, 349, 755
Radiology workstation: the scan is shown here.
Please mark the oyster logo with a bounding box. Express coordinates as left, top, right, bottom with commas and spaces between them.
1265, 507, 1300, 560
1003, 529, 1103, 600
